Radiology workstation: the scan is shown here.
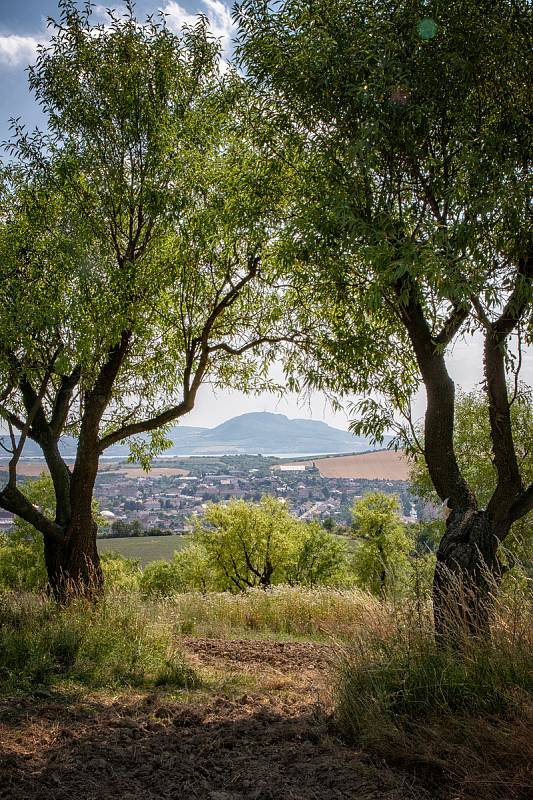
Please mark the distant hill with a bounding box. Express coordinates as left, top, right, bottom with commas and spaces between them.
1, 411, 387, 459
175, 412, 378, 455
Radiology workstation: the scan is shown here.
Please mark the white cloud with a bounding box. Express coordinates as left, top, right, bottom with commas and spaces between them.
161, 1, 234, 52
0, 34, 41, 67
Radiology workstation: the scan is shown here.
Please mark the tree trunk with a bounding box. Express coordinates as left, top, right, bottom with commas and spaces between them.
45, 517, 103, 602
433, 509, 504, 643
45, 442, 103, 602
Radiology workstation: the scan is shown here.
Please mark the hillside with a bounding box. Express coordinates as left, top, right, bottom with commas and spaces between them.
2, 412, 383, 459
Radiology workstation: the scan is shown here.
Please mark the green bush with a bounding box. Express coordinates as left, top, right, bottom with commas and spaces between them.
100, 552, 141, 591
139, 559, 184, 597
0, 534, 47, 592
192, 496, 351, 592
0, 592, 199, 693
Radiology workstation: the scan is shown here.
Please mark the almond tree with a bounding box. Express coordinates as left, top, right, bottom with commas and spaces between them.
0, 2, 296, 599
237, 0, 532, 636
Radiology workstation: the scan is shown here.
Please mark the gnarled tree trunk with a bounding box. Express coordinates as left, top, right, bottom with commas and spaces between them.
433, 509, 505, 642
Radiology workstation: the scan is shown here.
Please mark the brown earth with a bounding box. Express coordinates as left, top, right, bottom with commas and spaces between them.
277, 450, 410, 480
0, 638, 530, 800
0, 463, 50, 477
112, 466, 189, 477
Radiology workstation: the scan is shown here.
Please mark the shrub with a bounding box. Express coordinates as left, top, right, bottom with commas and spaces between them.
100, 552, 141, 592
139, 559, 183, 597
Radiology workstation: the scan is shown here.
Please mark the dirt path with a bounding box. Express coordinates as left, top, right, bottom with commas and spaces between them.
1, 637, 529, 800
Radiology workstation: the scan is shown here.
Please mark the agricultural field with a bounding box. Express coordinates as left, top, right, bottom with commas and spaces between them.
97, 534, 192, 566
279, 449, 410, 480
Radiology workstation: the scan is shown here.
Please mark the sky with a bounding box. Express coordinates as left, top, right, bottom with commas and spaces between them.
0, 0, 531, 431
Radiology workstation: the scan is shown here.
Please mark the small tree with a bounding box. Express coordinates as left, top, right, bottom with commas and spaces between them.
193, 496, 348, 591
284, 522, 349, 587
193, 497, 297, 590
351, 492, 412, 598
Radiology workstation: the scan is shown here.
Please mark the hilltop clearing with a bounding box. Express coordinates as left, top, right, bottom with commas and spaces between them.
1, 634, 530, 800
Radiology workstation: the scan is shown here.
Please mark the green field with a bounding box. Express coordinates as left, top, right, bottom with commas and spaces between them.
97, 534, 191, 567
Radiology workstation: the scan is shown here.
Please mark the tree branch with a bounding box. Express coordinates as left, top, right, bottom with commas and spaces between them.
394, 274, 474, 510
485, 246, 532, 522
0, 483, 65, 543
434, 303, 469, 347
50, 365, 81, 436
509, 483, 533, 524
207, 332, 299, 357
98, 257, 263, 453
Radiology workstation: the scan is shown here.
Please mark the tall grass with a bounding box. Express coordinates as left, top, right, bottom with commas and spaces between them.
334, 572, 533, 744
0, 591, 199, 694
161, 585, 381, 639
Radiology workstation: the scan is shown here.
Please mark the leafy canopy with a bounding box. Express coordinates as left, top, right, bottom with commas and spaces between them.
0, 0, 295, 459
236, 0, 532, 441
193, 496, 350, 591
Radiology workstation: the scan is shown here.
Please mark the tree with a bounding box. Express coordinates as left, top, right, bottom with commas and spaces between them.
351, 492, 412, 598
0, 473, 100, 591
236, 0, 532, 637
0, 3, 296, 599
284, 522, 349, 587
193, 496, 348, 591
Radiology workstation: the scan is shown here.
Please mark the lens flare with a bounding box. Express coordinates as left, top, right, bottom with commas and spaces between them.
417, 17, 438, 40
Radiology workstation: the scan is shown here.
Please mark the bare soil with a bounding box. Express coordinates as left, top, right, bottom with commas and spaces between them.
1, 637, 530, 800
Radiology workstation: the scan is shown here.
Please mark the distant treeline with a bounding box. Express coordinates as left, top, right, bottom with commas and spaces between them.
99, 520, 183, 539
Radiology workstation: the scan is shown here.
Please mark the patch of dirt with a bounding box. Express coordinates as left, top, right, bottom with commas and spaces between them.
1, 638, 530, 800
179, 636, 331, 677
0, 693, 420, 800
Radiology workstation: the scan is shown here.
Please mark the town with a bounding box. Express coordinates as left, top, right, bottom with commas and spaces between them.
92, 453, 425, 536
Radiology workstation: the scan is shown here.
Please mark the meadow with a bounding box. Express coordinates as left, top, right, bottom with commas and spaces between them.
97, 534, 192, 567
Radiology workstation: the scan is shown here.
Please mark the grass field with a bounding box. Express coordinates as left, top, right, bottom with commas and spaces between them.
97, 534, 192, 566
97, 532, 353, 566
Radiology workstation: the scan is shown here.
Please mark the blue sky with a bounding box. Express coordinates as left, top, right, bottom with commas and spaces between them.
0, 1, 531, 430
0, 1, 235, 142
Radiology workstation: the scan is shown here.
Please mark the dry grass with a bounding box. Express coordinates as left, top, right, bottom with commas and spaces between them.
0, 463, 52, 477
113, 466, 189, 477
160, 585, 382, 640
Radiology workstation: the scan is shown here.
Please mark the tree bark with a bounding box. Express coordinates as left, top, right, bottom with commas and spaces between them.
45, 517, 102, 602
433, 509, 505, 642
